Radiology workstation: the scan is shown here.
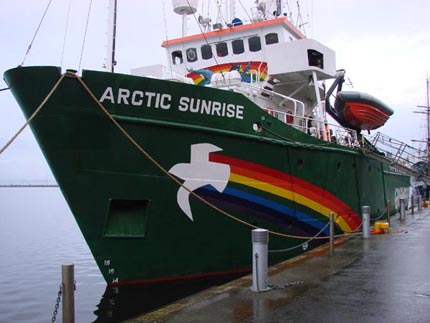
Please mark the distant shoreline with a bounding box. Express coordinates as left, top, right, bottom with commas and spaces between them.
0, 184, 58, 188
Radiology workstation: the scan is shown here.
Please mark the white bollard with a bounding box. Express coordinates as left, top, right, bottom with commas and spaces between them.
362, 206, 370, 239
418, 196, 423, 212
251, 229, 270, 292
62, 263, 75, 323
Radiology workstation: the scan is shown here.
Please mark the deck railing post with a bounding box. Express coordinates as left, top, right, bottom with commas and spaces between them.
362, 206, 370, 239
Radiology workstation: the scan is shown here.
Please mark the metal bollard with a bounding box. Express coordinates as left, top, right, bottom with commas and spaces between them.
399, 198, 405, 221
362, 206, 370, 239
62, 263, 75, 323
251, 229, 270, 292
411, 198, 414, 216
329, 212, 334, 256
418, 196, 423, 212
386, 200, 391, 226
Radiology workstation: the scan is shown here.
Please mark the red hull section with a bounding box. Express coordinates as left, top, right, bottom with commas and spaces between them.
334, 91, 393, 131
343, 102, 391, 130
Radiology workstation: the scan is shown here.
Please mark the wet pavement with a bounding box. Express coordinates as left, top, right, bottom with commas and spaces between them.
125, 208, 430, 323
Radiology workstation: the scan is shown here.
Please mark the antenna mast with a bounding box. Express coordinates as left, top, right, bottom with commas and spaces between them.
172, 0, 198, 37
106, 0, 117, 72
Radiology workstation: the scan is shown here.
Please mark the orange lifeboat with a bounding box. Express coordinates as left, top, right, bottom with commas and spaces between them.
334, 91, 393, 131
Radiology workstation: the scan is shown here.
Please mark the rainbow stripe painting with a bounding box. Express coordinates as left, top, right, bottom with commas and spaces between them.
197, 153, 362, 237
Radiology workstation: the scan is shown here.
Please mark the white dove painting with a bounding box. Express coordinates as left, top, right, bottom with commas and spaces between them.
169, 143, 231, 221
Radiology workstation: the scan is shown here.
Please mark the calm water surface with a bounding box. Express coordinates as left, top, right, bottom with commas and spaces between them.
0, 188, 105, 322
0, 188, 240, 323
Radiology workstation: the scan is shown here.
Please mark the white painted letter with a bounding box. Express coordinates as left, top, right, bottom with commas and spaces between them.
100, 87, 115, 103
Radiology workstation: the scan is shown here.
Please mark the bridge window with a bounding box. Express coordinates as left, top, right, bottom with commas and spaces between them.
186, 48, 198, 62
232, 39, 245, 54
216, 42, 228, 57
171, 50, 183, 65
265, 33, 279, 45
248, 36, 261, 52
308, 49, 324, 69
201, 45, 212, 59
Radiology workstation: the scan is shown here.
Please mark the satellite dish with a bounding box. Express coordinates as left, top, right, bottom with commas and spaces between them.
172, 0, 198, 16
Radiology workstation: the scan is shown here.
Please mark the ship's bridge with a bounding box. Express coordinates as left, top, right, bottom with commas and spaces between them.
160, 17, 305, 79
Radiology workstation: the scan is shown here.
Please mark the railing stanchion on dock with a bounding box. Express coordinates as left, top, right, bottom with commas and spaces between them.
418, 196, 423, 212
362, 206, 370, 239
329, 212, 334, 256
400, 198, 406, 221
62, 263, 75, 323
251, 229, 270, 292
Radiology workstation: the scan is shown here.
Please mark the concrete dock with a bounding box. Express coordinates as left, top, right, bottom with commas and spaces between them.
126, 208, 430, 323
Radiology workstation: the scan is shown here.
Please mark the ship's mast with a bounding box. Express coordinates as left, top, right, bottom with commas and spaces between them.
225, 0, 235, 24
106, 0, 117, 72
172, 0, 198, 37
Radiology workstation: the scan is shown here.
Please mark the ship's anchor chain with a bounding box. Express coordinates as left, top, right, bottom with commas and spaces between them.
51, 284, 62, 323
2, 71, 359, 241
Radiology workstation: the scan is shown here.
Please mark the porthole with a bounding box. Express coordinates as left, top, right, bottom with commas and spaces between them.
265, 33, 279, 45
337, 162, 341, 170
248, 36, 261, 52
297, 159, 304, 169
171, 50, 183, 65
216, 42, 228, 57
232, 39, 244, 54
201, 45, 212, 59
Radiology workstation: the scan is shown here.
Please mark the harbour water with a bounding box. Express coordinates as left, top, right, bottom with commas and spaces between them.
0, 187, 105, 322
0, 187, 242, 323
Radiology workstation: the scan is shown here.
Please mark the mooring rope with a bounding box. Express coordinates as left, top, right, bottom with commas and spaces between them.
0, 74, 66, 155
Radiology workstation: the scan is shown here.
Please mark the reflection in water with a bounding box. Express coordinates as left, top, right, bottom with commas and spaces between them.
93, 273, 247, 322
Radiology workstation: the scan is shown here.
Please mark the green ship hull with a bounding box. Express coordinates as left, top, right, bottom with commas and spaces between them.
4, 66, 410, 285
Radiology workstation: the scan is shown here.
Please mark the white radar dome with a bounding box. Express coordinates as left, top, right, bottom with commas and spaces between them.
172, 0, 198, 15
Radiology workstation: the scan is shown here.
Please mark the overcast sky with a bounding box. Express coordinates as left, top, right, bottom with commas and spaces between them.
0, 0, 429, 183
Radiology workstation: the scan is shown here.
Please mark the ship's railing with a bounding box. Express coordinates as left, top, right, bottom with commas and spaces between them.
215, 81, 360, 148
233, 83, 306, 119
364, 132, 427, 173
258, 107, 360, 147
